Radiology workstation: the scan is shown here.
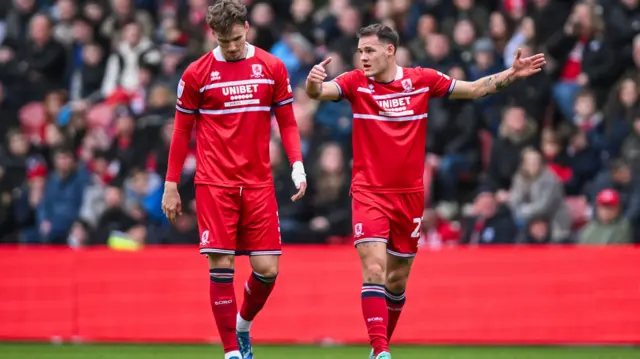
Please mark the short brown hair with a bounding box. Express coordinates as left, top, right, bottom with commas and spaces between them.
357, 23, 399, 54
206, 0, 247, 35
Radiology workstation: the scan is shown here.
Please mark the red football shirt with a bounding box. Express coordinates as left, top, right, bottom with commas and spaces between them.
174, 44, 295, 187
332, 66, 455, 193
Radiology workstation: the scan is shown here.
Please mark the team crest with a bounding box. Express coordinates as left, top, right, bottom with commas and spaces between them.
177, 80, 185, 98
200, 230, 210, 246
401, 79, 413, 92
251, 64, 264, 78
354, 223, 364, 238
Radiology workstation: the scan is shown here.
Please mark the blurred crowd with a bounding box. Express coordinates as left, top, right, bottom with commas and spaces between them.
0, 0, 639, 248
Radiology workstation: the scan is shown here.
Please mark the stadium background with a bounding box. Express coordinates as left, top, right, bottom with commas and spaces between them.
0, 0, 639, 358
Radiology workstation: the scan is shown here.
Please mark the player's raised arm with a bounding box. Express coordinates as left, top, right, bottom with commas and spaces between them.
305, 57, 342, 101
162, 70, 200, 224
449, 48, 546, 99
273, 60, 307, 201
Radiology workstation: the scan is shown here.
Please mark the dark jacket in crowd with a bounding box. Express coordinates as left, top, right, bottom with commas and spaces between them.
461, 205, 520, 245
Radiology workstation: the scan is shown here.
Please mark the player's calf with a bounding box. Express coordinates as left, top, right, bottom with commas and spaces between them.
357, 242, 390, 356
208, 254, 241, 359
236, 256, 279, 359
385, 255, 413, 341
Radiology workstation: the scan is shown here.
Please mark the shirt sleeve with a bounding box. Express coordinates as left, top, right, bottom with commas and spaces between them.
418, 67, 456, 98
272, 59, 294, 107
166, 65, 200, 183
175, 65, 202, 114
331, 70, 360, 101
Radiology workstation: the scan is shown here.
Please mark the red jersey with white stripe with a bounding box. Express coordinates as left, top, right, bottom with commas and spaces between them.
176, 44, 293, 187
332, 66, 456, 192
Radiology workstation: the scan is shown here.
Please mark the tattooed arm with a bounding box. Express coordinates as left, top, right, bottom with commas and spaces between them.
449, 68, 517, 100
448, 49, 546, 100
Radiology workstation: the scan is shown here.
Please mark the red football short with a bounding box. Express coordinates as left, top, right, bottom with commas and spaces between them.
195, 185, 282, 256
351, 190, 424, 257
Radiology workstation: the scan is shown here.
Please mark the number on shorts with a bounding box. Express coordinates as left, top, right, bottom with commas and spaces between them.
411, 217, 422, 238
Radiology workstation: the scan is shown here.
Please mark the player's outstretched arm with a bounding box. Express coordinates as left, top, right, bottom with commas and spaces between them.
450, 49, 546, 99
305, 57, 341, 101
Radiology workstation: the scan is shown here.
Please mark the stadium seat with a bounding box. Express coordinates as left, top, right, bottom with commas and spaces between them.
18, 102, 47, 142
86, 102, 116, 129
565, 196, 590, 230
19, 102, 46, 130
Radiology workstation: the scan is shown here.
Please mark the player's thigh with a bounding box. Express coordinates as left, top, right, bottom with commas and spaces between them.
351, 190, 391, 248
237, 186, 282, 256
388, 191, 424, 258
195, 185, 241, 255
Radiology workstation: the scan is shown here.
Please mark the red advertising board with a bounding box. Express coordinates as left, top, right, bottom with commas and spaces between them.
1, 245, 639, 344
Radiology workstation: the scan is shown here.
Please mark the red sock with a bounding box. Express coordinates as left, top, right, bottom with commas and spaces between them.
209, 268, 238, 353
239, 272, 277, 323
385, 288, 406, 340
362, 283, 389, 355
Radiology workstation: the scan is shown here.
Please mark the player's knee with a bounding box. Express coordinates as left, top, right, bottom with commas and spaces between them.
250, 255, 279, 278
363, 262, 386, 284
253, 266, 278, 278
207, 254, 235, 269
386, 269, 409, 293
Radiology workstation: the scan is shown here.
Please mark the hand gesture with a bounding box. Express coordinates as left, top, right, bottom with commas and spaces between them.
290, 161, 307, 202
511, 48, 546, 79
162, 184, 182, 224
306, 57, 332, 85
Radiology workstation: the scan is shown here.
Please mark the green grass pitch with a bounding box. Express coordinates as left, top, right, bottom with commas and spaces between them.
0, 344, 638, 359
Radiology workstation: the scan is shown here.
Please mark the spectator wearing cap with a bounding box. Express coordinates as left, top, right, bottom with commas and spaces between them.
579, 189, 633, 244
37, 146, 89, 244
589, 159, 640, 226
460, 186, 519, 245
